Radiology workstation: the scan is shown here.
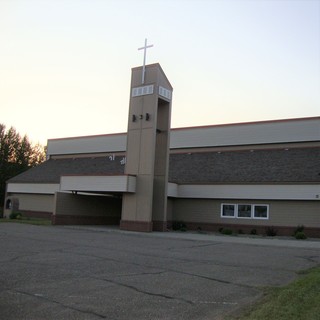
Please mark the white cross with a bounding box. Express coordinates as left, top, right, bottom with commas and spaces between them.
138, 38, 154, 84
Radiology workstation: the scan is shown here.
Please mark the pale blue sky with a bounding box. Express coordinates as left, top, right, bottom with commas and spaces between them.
0, 0, 319, 144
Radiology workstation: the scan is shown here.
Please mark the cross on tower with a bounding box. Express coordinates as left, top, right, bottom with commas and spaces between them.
138, 38, 154, 84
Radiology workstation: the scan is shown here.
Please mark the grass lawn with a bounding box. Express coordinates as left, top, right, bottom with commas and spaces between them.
0, 217, 52, 226
231, 267, 320, 320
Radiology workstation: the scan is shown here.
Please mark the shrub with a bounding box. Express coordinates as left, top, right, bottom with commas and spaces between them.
250, 229, 257, 235
9, 211, 22, 220
172, 221, 187, 231
266, 226, 277, 237
221, 228, 233, 235
295, 231, 307, 240
293, 225, 304, 235
293, 225, 307, 239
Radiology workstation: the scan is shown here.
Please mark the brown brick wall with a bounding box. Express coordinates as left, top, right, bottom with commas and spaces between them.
52, 215, 120, 225
120, 220, 153, 232
20, 210, 52, 219
168, 221, 320, 238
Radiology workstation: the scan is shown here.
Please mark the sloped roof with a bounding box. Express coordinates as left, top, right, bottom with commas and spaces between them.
169, 147, 320, 184
8, 156, 125, 183
8, 147, 320, 185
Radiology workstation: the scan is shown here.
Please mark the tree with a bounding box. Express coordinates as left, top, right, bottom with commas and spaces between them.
0, 124, 46, 205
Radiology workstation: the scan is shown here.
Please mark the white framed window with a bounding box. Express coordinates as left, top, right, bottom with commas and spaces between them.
253, 204, 269, 219
221, 203, 269, 220
221, 204, 236, 218
237, 204, 252, 218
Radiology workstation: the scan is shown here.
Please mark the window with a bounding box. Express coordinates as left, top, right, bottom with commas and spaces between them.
221, 203, 269, 220
221, 204, 236, 218
5, 199, 12, 209
237, 205, 252, 218
253, 205, 269, 219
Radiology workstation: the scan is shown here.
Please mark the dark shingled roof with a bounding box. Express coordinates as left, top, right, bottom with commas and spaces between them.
8, 147, 320, 184
169, 147, 320, 184
8, 156, 125, 183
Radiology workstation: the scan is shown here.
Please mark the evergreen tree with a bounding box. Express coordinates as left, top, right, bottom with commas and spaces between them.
0, 124, 46, 206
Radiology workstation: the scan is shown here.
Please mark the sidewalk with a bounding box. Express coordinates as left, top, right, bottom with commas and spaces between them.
152, 231, 320, 249
63, 225, 320, 249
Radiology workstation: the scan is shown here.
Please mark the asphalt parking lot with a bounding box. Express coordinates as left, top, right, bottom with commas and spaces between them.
1, 223, 320, 320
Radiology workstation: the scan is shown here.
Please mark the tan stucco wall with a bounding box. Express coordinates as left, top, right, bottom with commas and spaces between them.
7, 193, 54, 213
172, 198, 320, 228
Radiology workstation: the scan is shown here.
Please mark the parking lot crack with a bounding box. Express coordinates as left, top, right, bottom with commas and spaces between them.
169, 269, 255, 289
295, 255, 320, 264
116, 271, 167, 278
4, 252, 40, 263
12, 289, 107, 319
97, 278, 194, 305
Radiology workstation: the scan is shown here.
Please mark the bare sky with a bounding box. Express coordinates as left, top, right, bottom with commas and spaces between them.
1, 0, 319, 145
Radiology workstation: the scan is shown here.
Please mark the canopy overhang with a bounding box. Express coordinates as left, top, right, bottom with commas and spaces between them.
60, 175, 136, 193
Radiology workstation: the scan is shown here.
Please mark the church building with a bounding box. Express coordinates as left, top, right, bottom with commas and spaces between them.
3, 63, 320, 237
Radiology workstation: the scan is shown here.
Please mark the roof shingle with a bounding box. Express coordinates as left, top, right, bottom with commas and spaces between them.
8, 147, 320, 184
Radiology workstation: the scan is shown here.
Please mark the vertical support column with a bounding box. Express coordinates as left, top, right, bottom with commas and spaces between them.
120, 63, 173, 232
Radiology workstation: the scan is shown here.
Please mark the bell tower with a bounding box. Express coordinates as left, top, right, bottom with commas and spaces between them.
120, 60, 173, 232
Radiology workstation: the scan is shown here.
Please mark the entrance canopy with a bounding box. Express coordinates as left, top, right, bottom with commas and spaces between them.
60, 175, 136, 194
